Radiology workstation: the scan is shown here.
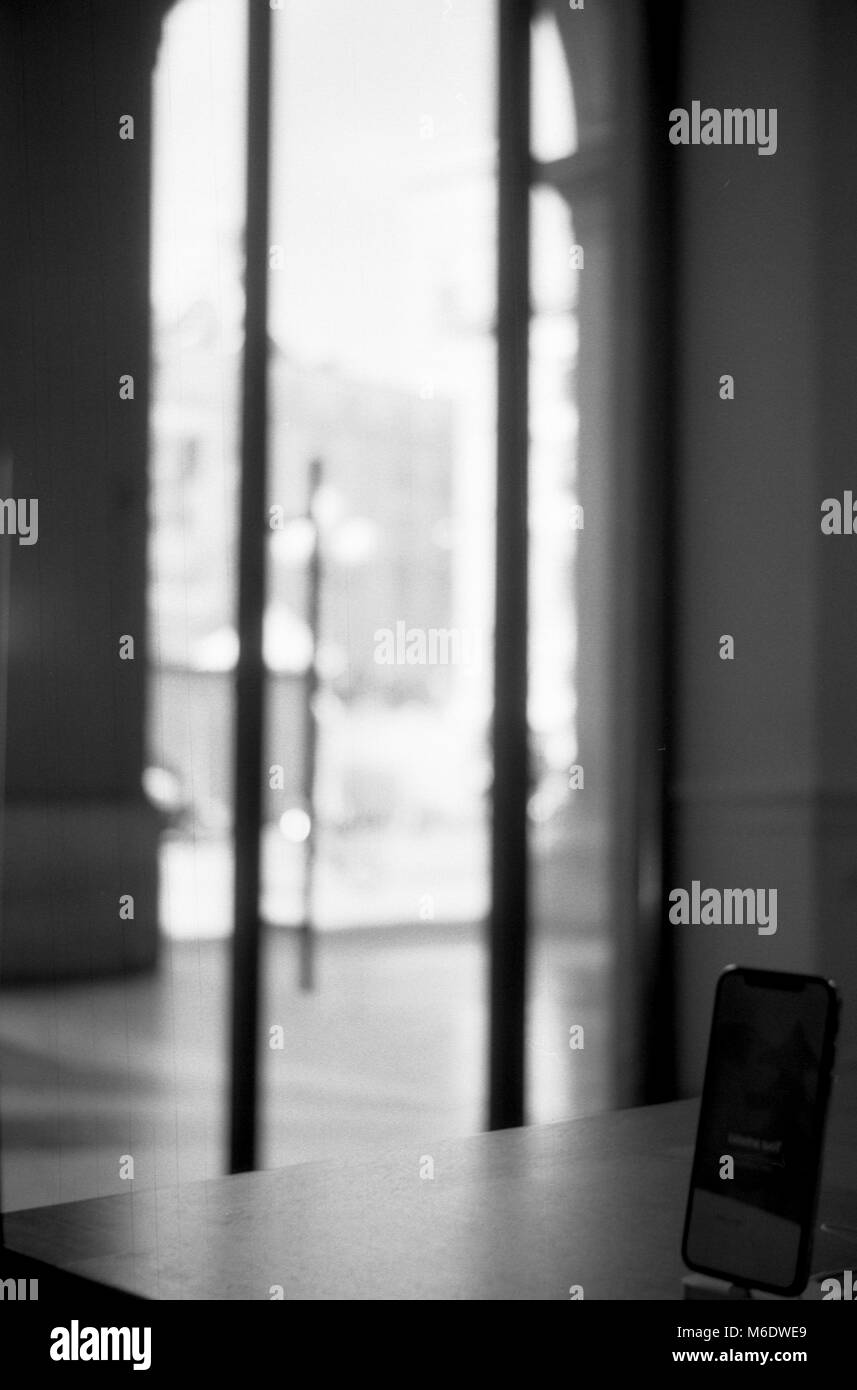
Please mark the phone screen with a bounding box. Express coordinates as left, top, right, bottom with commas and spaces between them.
683, 968, 838, 1294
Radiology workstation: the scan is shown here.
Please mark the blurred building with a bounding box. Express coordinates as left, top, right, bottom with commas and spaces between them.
148, 306, 457, 828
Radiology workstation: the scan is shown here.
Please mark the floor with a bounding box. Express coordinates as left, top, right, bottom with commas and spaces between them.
0, 924, 610, 1213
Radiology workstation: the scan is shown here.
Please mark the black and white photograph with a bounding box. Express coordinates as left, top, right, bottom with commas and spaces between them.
0, 0, 855, 1361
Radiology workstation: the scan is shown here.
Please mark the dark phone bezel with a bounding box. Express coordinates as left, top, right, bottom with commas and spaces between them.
680, 964, 840, 1298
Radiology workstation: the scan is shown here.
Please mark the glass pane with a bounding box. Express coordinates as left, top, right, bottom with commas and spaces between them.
148, 0, 248, 1185
527, 11, 614, 1124
261, 0, 497, 1164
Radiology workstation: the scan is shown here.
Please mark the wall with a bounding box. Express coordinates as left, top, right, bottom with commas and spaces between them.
0, 0, 171, 979
674, 0, 857, 1086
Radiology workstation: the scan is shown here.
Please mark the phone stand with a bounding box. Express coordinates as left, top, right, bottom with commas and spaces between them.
683, 1274, 759, 1300
682, 1271, 840, 1301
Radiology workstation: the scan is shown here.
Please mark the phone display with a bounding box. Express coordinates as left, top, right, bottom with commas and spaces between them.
682, 966, 840, 1296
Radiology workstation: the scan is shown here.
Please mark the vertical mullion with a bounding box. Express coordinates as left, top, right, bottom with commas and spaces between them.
488, 0, 531, 1132
611, 0, 683, 1108
642, 0, 682, 1103
229, 0, 273, 1175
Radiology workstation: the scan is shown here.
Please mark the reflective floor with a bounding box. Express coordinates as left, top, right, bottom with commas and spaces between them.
0, 922, 608, 1213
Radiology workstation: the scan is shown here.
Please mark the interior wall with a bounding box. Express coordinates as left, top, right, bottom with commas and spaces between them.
0, 0, 170, 980
813, 0, 857, 1076
673, 0, 857, 1087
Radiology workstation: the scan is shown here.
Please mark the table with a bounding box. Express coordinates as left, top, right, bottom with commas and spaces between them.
5, 1074, 856, 1300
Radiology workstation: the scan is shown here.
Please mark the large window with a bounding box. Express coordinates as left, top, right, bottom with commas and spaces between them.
145, 0, 619, 1169
0, 0, 644, 1223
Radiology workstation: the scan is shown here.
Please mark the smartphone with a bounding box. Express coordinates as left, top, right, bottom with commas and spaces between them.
682, 965, 840, 1296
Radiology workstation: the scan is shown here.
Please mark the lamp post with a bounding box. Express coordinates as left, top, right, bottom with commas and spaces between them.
298, 458, 322, 990
272, 461, 378, 989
